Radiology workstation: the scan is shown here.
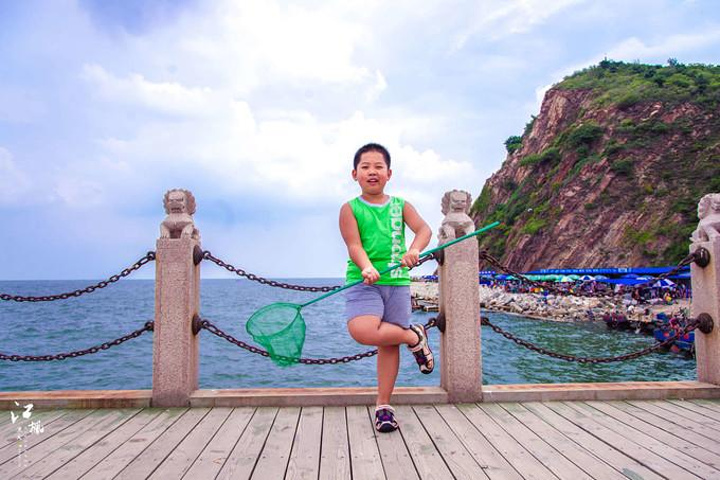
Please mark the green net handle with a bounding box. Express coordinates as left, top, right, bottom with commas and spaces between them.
301, 220, 501, 308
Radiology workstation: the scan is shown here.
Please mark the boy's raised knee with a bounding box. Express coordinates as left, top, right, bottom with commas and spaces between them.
347, 315, 381, 345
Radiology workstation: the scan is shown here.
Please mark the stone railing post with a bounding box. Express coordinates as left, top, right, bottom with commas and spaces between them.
691, 233, 720, 384
438, 190, 483, 403
152, 189, 201, 407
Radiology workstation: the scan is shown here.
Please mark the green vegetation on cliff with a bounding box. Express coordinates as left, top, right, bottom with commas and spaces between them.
474, 60, 720, 268
560, 59, 720, 108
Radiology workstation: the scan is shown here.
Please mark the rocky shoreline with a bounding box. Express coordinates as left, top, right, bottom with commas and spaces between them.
410, 282, 689, 322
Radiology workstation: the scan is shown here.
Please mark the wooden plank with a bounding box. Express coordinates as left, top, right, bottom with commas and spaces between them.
286, 406, 323, 480
114, 408, 209, 479
498, 403, 624, 480
346, 406, 385, 480
190, 386, 447, 407
643, 399, 720, 430
589, 401, 720, 472
670, 399, 720, 422
482, 381, 720, 402
522, 402, 663, 480
0, 410, 69, 448
0, 409, 106, 478
612, 401, 720, 456
394, 405, 454, 480
0, 409, 95, 468
183, 407, 256, 480
413, 405, 489, 480
547, 402, 699, 480
574, 402, 719, 479
435, 404, 521, 480
217, 407, 278, 480
371, 407, 419, 480
319, 406, 350, 480
457, 404, 557, 480
627, 400, 720, 442
148, 407, 232, 479
0, 389, 151, 409
479, 403, 591, 480
10, 409, 139, 479
690, 399, 720, 414
45, 409, 164, 479
251, 407, 300, 479
82, 408, 189, 479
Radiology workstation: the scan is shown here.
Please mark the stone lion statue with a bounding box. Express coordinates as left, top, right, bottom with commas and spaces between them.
160, 189, 200, 241
690, 193, 720, 243
439, 189, 475, 244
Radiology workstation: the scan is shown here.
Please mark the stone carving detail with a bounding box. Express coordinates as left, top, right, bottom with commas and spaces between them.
439, 189, 475, 244
691, 193, 720, 243
160, 189, 201, 241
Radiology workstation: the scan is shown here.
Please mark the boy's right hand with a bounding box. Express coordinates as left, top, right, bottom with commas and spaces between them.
361, 266, 380, 284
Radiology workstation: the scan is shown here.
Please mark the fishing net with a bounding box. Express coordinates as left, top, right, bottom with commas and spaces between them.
246, 303, 306, 366
245, 221, 501, 367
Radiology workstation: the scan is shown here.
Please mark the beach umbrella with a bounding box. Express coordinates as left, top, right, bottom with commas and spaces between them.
558, 275, 574, 283
594, 275, 609, 280
653, 279, 675, 288
622, 273, 639, 279
579, 274, 595, 281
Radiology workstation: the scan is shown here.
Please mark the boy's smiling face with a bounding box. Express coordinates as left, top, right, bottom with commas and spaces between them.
352, 150, 392, 197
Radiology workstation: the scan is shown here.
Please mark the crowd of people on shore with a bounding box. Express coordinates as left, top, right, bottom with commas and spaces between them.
411, 277, 691, 325
479, 278, 690, 304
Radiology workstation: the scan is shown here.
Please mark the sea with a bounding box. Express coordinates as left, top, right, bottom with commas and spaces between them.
0, 279, 696, 392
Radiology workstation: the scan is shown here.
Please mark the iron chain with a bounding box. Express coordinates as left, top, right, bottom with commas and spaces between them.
202, 251, 437, 292
200, 317, 436, 365
0, 252, 156, 303
480, 250, 697, 300
481, 316, 699, 363
0, 321, 154, 362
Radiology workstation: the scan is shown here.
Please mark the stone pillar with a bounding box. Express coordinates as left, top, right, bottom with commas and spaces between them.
692, 239, 720, 384
439, 239, 483, 403
152, 187, 202, 407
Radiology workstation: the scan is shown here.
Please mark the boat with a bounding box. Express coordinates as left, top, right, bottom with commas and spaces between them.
653, 315, 695, 357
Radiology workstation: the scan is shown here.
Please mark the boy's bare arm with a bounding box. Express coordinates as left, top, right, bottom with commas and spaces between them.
401, 201, 432, 267
339, 203, 380, 284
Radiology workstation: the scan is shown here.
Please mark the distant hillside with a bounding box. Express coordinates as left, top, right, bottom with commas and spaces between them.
472, 60, 720, 271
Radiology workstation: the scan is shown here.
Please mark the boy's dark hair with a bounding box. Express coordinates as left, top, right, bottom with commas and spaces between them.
353, 143, 391, 169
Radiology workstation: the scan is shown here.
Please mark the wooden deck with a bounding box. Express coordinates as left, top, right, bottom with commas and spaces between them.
2, 399, 720, 479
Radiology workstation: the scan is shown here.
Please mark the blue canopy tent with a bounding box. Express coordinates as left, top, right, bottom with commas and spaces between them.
598, 278, 648, 286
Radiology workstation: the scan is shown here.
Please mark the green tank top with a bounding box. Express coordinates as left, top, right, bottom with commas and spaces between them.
345, 196, 410, 286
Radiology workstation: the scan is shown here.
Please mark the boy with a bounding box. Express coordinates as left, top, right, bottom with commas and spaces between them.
339, 143, 434, 433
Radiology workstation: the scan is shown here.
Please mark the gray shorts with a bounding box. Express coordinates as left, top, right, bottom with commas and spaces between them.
344, 284, 411, 329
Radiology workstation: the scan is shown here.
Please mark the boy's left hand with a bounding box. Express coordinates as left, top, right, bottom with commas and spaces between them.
401, 249, 421, 268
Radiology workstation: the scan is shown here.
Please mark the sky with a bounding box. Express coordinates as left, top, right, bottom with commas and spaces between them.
1, 0, 719, 280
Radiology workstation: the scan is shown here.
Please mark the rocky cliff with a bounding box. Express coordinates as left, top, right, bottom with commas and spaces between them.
472, 60, 720, 271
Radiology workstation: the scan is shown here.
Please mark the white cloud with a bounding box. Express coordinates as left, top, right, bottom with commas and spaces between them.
164, 0, 376, 93
0, 148, 31, 205
0, 87, 46, 123
81, 64, 220, 117
53, 177, 105, 207
607, 30, 720, 61
365, 70, 388, 103
453, 0, 586, 49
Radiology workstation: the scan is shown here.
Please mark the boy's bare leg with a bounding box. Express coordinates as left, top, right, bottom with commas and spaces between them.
347, 316, 418, 347
377, 345, 399, 406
